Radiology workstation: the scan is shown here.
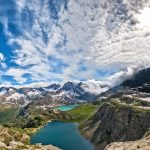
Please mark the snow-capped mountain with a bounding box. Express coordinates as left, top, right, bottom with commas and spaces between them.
0, 81, 108, 107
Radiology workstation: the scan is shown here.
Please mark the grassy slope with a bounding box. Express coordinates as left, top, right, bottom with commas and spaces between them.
0, 107, 19, 124
0, 104, 99, 126
64, 104, 99, 123
0, 103, 98, 149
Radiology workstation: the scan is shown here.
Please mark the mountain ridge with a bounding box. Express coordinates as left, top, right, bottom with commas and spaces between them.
80, 67, 150, 150
0, 81, 108, 108
96, 67, 150, 101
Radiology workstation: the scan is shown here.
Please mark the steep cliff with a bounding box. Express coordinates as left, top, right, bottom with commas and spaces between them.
81, 98, 150, 150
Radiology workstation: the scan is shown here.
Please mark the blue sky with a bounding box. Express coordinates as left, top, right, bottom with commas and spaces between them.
0, 0, 150, 87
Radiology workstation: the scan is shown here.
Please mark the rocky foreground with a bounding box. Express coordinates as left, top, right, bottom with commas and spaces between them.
105, 130, 150, 150
0, 125, 61, 150
81, 97, 150, 150
105, 128, 150, 150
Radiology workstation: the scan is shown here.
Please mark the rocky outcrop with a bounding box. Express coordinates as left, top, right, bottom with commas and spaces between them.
0, 142, 61, 150
81, 98, 150, 150
104, 129, 150, 150
0, 125, 61, 150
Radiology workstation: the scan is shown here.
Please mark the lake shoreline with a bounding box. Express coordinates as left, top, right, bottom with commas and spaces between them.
29, 104, 97, 150
30, 120, 94, 150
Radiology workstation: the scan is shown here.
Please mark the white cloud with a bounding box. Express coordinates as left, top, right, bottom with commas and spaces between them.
0, 53, 7, 69
83, 79, 109, 94
0, 81, 13, 88
1, 63, 7, 68
136, 7, 150, 29
14, 81, 56, 88
106, 66, 141, 87
2, 0, 150, 87
0, 53, 4, 61
6, 68, 27, 83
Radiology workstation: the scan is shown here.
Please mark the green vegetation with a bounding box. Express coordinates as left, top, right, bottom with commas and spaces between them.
64, 104, 99, 123
0, 103, 98, 129
119, 96, 150, 107
0, 107, 19, 125
0, 103, 99, 150
92, 98, 107, 105
0, 125, 30, 145
0, 96, 149, 150
105, 99, 150, 116
1, 97, 149, 129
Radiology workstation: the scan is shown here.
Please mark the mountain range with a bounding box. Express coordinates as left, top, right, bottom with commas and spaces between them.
1, 67, 150, 108
0, 81, 108, 108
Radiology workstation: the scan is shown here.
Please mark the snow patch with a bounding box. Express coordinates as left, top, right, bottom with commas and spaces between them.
27, 91, 41, 96
6, 93, 25, 101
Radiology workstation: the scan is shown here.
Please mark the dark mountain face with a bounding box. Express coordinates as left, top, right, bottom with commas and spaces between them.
0, 87, 17, 94
61, 82, 85, 93
81, 98, 150, 150
60, 81, 96, 101
45, 84, 61, 90
122, 67, 150, 88
61, 81, 77, 91
96, 67, 150, 100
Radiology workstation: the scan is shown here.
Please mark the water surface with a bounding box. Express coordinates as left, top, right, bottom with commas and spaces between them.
57, 104, 78, 111
30, 121, 94, 150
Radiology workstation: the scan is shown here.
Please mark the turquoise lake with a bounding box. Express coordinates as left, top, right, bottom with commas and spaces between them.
56, 104, 78, 111
30, 121, 94, 150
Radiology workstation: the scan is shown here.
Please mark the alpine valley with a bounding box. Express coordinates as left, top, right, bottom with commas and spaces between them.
0, 0, 150, 149
0, 67, 150, 150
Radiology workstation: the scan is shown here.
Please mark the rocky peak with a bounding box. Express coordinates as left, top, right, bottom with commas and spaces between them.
45, 84, 61, 90
62, 81, 78, 91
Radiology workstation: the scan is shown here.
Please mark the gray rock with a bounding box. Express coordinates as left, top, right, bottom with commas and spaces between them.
81, 100, 150, 150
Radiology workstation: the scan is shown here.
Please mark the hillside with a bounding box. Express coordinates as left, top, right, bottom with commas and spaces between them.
0, 125, 60, 150
80, 67, 150, 150
0, 103, 99, 150
81, 97, 150, 150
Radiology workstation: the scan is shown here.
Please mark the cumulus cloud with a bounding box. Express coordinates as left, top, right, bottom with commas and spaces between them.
83, 79, 109, 94
106, 66, 141, 87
